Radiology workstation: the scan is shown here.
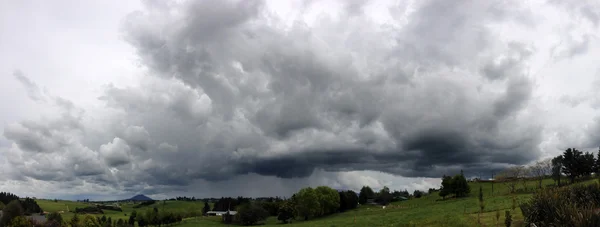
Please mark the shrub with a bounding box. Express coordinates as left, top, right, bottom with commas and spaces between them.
97, 204, 123, 212
520, 182, 600, 226
133, 201, 155, 208
235, 202, 269, 226
74, 206, 104, 214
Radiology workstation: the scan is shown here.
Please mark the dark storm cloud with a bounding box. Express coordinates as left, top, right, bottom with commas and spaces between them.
97, 0, 545, 183
1, 0, 550, 196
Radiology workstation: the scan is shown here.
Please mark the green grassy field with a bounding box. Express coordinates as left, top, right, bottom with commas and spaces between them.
35, 178, 581, 227
36, 199, 211, 223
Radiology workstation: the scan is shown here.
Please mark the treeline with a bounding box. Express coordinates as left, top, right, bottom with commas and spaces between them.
551, 148, 600, 185
74, 206, 104, 214
168, 196, 197, 201
212, 196, 251, 212
132, 200, 155, 208
0, 192, 43, 215
358, 186, 418, 205
217, 186, 361, 225
134, 208, 184, 227
438, 170, 471, 199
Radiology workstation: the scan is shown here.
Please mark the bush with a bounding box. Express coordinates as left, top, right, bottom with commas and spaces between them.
235, 202, 269, 226
133, 201, 155, 208
97, 204, 123, 212
277, 200, 296, 224
520, 182, 600, 226
74, 206, 104, 214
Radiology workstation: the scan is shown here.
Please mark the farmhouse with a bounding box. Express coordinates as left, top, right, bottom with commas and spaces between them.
206, 210, 237, 216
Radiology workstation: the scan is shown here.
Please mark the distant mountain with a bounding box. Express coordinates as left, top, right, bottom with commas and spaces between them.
125, 194, 154, 201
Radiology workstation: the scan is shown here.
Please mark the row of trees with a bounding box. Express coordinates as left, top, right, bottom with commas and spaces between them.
212, 196, 251, 212
168, 196, 197, 201
358, 186, 415, 205
0, 192, 43, 215
497, 147, 600, 194
551, 148, 600, 185
134, 208, 183, 227
439, 171, 471, 199
227, 186, 359, 225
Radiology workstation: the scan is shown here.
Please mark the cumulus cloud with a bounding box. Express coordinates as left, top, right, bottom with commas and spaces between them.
1, 0, 598, 198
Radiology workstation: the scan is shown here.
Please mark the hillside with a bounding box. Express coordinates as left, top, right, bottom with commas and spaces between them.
176, 178, 571, 227
126, 194, 154, 201
34, 178, 588, 227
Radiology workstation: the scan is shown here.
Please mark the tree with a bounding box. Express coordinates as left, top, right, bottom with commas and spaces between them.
562, 148, 583, 184
0, 200, 24, 227
413, 190, 424, 199
552, 156, 563, 186
128, 211, 136, 226
71, 213, 82, 227
202, 201, 211, 215
595, 149, 600, 175
358, 186, 374, 205
452, 171, 471, 197
377, 187, 393, 205
518, 166, 529, 191
8, 216, 30, 227
582, 151, 596, 176
344, 191, 358, 210
439, 175, 452, 199
47, 212, 64, 224
82, 215, 101, 227
530, 161, 545, 188
236, 202, 269, 226
497, 166, 522, 193
136, 211, 146, 227
314, 186, 340, 215
294, 187, 320, 220
277, 200, 296, 224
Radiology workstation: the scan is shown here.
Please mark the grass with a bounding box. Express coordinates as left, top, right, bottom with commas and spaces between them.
35, 177, 591, 227
35, 200, 211, 223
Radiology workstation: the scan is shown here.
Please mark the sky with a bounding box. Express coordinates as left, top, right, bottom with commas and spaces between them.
1, 0, 600, 201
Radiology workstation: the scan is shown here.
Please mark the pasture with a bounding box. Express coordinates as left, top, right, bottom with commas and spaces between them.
36, 178, 578, 226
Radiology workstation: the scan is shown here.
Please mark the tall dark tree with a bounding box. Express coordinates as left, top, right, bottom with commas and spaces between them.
452, 171, 471, 197
413, 190, 424, 198
338, 191, 348, 212
128, 211, 136, 226
595, 148, 600, 175
358, 186, 374, 204
562, 148, 582, 184
582, 151, 595, 176
439, 175, 452, 199
344, 191, 358, 210
551, 156, 563, 186
377, 186, 393, 205
202, 201, 211, 215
